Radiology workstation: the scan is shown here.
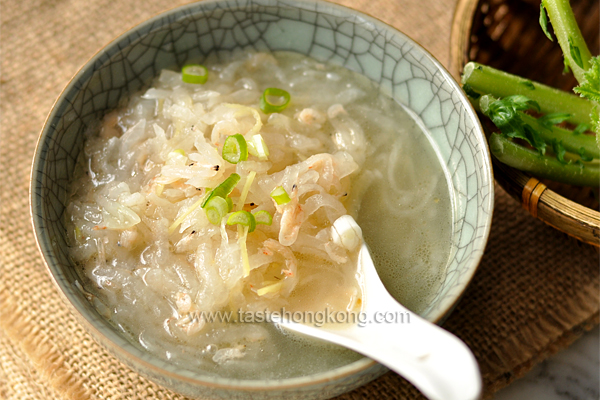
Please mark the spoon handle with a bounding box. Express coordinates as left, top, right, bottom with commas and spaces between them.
281, 303, 481, 400
352, 293, 481, 400
352, 244, 482, 400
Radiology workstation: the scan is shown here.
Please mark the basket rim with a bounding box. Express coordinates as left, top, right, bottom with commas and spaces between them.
449, 0, 600, 247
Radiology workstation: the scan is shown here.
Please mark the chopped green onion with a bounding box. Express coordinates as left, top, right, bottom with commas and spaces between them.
182, 64, 208, 84
222, 134, 248, 164
225, 104, 262, 135
270, 186, 290, 205
260, 88, 291, 114
202, 173, 240, 208
253, 210, 272, 226
173, 148, 186, 156
247, 134, 270, 160
205, 196, 229, 225
227, 210, 256, 233
226, 196, 234, 212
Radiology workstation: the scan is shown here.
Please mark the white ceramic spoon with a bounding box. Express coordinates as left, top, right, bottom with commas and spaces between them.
273, 216, 482, 400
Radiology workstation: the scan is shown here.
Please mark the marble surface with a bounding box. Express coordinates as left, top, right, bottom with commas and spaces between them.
494, 325, 599, 400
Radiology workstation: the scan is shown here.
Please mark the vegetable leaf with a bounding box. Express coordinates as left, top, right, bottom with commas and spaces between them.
579, 147, 594, 162
591, 106, 600, 137
506, 95, 541, 112
563, 57, 571, 74
574, 57, 600, 103
573, 123, 590, 135
520, 80, 536, 90
462, 84, 481, 99
568, 37, 584, 69
550, 139, 567, 164
524, 125, 547, 155
484, 96, 545, 154
539, 4, 553, 41
538, 112, 571, 129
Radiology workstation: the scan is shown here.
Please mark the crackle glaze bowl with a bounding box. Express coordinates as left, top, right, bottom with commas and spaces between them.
31, 0, 494, 398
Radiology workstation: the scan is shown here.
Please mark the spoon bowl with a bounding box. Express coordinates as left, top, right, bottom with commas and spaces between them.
273, 217, 482, 400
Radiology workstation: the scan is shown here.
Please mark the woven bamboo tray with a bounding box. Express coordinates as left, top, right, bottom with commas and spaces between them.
450, 0, 600, 247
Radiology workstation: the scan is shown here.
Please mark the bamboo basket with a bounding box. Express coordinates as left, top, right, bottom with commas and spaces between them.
450, 0, 600, 247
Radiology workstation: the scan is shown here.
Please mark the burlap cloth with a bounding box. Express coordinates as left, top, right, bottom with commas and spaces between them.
1, 0, 598, 399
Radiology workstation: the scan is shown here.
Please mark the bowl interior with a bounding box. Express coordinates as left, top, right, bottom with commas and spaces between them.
31, 0, 493, 396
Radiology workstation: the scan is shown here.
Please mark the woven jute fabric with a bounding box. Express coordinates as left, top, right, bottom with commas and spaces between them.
1, 0, 598, 399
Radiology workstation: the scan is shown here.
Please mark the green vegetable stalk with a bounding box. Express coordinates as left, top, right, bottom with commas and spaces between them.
461, 0, 600, 186
466, 91, 598, 161
541, 0, 600, 136
540, 0, 592, 82
489, 133, 599, 187
462, 62, 592, 126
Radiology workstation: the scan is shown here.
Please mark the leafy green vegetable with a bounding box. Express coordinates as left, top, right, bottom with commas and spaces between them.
505, 95, 540, 112
573, 123, 590, 135
573, 57, 600, 135
591, 107, 600, 140
489, 133, 599, 186
481, 95, 545, 154
579, 147, 594, 162
520, 80, 536, 90
569, 37, 584, 69
462, 0, 599, 187
538, 112, 571, 129
462, 62, 593, 125
474, 94, 599, 161
539, 4, 553, 41
562, 58, 571, 74
574, 57, 600, 103
542, 0, 593, 84
550, 139, 567, 164
462, 84, 481, 99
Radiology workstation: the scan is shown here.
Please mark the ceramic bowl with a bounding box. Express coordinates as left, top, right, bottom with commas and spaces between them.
31, 0, 494, 398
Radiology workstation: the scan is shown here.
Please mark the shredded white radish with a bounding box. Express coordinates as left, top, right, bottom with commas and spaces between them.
64, 51, 404, 374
